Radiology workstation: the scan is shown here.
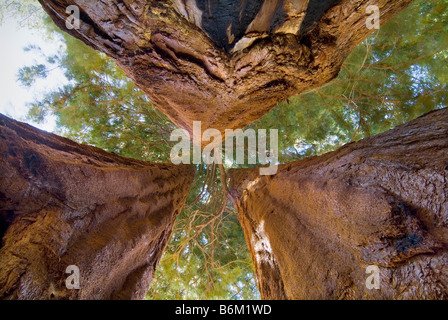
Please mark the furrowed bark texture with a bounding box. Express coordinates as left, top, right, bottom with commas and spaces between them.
38, 0, 413, 139
0, 114, 195, 300
228, 108, 448, 300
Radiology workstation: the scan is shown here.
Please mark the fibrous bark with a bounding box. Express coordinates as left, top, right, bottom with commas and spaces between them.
0, 114, 195, 300
38, 0, 413, 139
229, 108, 448, 300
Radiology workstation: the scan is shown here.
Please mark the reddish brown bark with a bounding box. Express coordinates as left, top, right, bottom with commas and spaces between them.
38, 0, 413, 140
229, 108, 448, 299
0, 114, 195, 299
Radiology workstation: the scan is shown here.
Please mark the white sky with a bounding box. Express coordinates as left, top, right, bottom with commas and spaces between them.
0, 15, 66, 132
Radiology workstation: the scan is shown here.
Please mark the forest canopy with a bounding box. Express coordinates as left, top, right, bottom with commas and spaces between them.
2, 0, 447, 299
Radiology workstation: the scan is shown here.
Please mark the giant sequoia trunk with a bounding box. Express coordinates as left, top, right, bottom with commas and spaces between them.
228, 108, 448, 300
0, 114, 195, 299
38, 0, 413, 139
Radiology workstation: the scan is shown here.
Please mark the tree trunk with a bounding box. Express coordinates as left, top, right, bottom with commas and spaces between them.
38, 0, 412, 139
0, 114, 195, 300
228, 108, 448, 300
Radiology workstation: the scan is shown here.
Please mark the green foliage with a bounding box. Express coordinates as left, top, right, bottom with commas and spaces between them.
147, 164, 259, 300
0, 0, 45, 28
7, 0, 448, 300
21, 19, 176, 161
17, 63, 47, 87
